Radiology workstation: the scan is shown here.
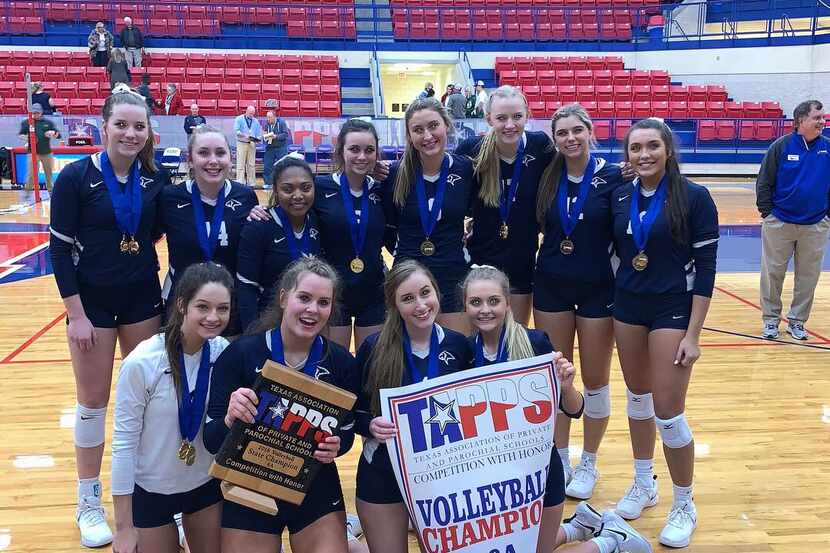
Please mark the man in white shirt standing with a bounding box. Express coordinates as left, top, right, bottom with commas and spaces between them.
475, 80, 489, 117
233, 105, 263, 186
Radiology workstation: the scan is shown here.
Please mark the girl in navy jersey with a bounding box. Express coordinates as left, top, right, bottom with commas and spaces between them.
158, 126, 258, 332
462, 265, 651, 553
315, 119, 387, 349
236, 154, 321, 331
455, 86, 553, 324
112, 263, 233, 553
49, 90, 168, 548
205, 256, 358, 553
611, 119, 718, 549
533, 104, 625, 501
383, 97, 477, 335
354, 260, 473, 553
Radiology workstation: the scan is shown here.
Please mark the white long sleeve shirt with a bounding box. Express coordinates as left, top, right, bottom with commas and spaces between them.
111, 333, 229, 496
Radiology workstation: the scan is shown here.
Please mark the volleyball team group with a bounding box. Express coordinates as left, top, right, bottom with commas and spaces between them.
48, 82, 719, 553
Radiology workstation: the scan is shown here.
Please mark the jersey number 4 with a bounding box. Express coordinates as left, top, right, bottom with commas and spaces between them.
205, 221, 229, 247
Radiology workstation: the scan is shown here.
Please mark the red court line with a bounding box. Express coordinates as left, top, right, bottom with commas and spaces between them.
1, 312, 66, 363
1, 358, 73, 364
715, 286, 830, 344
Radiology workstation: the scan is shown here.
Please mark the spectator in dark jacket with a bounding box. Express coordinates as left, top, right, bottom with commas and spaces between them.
137, 74, 155, 113
184, 104, 207, 136
17, 103, 60, 191
119, 17, 145, 69
106, 48, 131, 91
30, 82, 55, 115
446, 85, 467, 119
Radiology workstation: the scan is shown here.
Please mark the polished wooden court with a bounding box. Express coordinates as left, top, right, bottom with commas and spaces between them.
0, 184, 828, 552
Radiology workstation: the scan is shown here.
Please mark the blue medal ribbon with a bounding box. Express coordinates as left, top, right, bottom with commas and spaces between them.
629, 176, 668, 253
269, 328, 324, 378
556, 155, 596, 239
177, 342, 213, 444
402, 324, 440, 383
473, 325, 508, 368
338, 173, 370, 260
500, 139, 525, 228
273, 207, 311, 260
190, 181, 226, 262
100, 151, 142, 238
414, 156, 450, 242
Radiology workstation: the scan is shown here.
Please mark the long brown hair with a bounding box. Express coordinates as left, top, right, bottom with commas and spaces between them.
623, 118, 688, 244
536, 103, 596, 226
393, 97, 453, 207
102, 88, 157, 172
365, 260, 441, 415
333, 118, 379, 175
164, 263, 234, 399
474, 85, 529, 208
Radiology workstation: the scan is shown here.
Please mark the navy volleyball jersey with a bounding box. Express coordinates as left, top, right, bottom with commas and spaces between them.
203, 332, 359, 454
382, 154, 476, 276
313, 173, 386, 291
612, 177, 719, 296
536, 157, 625, 285
158, 180, 258, 290
468, 327, 554, 366
352, 325, 474, 436
456, 131, 553, 280
49, 153, 168, 298
236, 209, 322, 331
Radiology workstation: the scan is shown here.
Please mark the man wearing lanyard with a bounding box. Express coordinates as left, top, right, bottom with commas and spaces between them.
262, 110, 291, 187
18, 103, 60, 191
234, 105, 263, 187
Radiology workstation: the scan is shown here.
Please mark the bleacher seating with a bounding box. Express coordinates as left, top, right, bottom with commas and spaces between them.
0, 51, 341, 116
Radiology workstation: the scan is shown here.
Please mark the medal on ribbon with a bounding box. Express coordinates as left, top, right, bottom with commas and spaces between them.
402, 325, 440, 383
339, 174, 370, 274
415, 156, 449, 257
629, 176, 668, 272
499, 139, 525, 240
191, 181, 227, 262
177, 342, 213, 466
269, 328, 324, 378
274, 207, 312, 260
556, 155, 595, 256
101, 151, 142, 255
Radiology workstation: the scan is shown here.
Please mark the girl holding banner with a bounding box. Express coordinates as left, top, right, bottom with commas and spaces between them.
204, 256, 358, 553
353, 260, 474, 553
533, 104, 625, 500
611, 119, 718, 548
462, 265, 652, 553
49, 89, 168, 548
111, 263, 233, 553
455, 85, 553, 325
382, 98, 478, 335
314, 119, 387, 349
236, 154, 321, 331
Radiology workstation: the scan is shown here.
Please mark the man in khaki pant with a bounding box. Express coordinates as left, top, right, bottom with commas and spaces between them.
17, 103, 60, 191
756, 99, 830, 340
233, 105, 262, 186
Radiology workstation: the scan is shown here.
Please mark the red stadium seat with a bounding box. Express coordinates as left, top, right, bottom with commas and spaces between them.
651, 100, 669, 118
68, 98, 91, 114
739, 120, 756, 141
320, 101, 340, 117
706, 101, 725, 118
280, 100, 300, 117
725, 101, 743, 119
614, 119, 632, 141
669, 85, 688, 102
755, 121, 776, 141
743, 102, 763, 119
615, 101, 633, 119
77, 82, 98, 99
217, 99, 238, 116
716, 120, 736, 140
669, 101, 689, 119
689, 101, 707, 118
632, 101, 651, 118
698, 120, 716, 141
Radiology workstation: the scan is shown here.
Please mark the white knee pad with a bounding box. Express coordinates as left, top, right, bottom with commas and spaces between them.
656, 412, 693, 449
75, 404, 107, 448
626, 389, 654, 421
583, 385, 611, 419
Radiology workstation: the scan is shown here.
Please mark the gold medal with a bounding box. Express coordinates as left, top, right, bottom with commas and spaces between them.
350, 257, 365, 273
499, 222, 509, 240
178, 439, 190, 461
185, 445, 196, 466
119, 235, 130, 253
632, 251, 649, 271
129, 237, 140, 255
420, 240, 436, 256
560, 238, 575, 255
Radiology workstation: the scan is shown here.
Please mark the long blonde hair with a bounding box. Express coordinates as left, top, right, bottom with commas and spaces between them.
536, 103, 596, 226
393, 97, 453, 207
461, 265, 534, 361
473, 85, 529, 208
365, 260, 441, 415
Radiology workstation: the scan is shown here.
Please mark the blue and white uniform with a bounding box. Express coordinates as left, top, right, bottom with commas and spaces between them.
383, 154, 477, 312
456, 131, 553, 294
49, 153, 167, 327
534, 157, 625, 318
354, 325, 473, 504
235, 209, 321, 331
314, 173, 386, 327
204, 332, 358, 535
612, 177, 719, 330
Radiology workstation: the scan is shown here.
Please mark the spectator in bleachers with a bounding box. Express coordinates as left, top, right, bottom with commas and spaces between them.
17, 103, 60, 191
756, 99, 830, 341
88, 21, 114, 67
106, 48, 131, 91
440, 84, 454, 106
119, 17, 145, 69
417, 82, 434, 99
137, 74, 155, 114
464, 85, 477, 118
446, 85, 467, 120
31, 82, 55, 115
162, 84, 184, 116
183, 104, 207, 136
475, 80, 489, 117
262, 110, 291, 186
234, 105, 263, 186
